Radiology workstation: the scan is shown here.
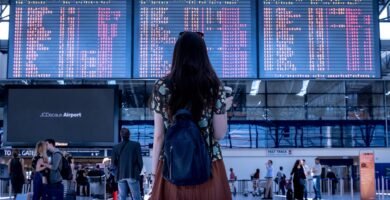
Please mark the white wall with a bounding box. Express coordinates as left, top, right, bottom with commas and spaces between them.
0, 52, 7, 79
143, 148, 390, 179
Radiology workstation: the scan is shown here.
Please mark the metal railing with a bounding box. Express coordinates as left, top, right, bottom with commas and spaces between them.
228, 176, 390, 199
376, 176, 390, 199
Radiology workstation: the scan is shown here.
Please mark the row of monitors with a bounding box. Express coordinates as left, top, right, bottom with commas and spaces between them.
7, 0, 380, 79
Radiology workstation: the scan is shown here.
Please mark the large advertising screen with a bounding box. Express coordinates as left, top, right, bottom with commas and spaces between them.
5, 87, 119, 147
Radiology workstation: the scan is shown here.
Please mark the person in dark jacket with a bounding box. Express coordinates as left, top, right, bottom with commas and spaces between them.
45, 139, 64, 200
112, 128, 143, 200
291, 159, 306, 200
8, 149, 26, 198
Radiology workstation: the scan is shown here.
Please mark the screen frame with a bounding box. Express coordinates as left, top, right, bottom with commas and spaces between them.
3, 85, 120, 148
7, 0, 133, 79
132, 0, 259, 80
258, 0, 382, 80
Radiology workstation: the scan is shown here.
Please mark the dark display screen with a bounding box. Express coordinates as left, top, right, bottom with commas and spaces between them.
133, 0, 257, 78
260, 0, 380, 78
8, 0, 131, 78
5, 88, 118, 147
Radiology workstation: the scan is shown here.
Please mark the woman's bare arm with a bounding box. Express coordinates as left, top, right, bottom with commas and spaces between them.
213, 96, 233, 140
151, 112, 165, 175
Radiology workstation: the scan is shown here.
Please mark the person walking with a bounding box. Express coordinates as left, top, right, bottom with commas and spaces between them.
45, 139, 64, 200
291, 160, 306, 200
312, 158, 322, 200
276, 166, 286, 195
149, 31, 233, 200
32, 141, 50, 200
302, 159, 311, 200
252, 169, 261, 195
112, 128, 143, 200
264, 160, 273, 199
229, 168, 237, 196
8, 149, 26, 198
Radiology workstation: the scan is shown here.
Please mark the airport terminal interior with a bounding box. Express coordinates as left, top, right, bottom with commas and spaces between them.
0, 0, 390, 199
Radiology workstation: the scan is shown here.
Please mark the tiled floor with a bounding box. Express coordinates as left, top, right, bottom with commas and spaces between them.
231, 193, 390, 200
1, 193, 390, 200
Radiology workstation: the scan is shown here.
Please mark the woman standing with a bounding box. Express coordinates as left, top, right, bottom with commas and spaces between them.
150, 31, 233, 200
290, 159, 306, 200
32, 141, 50, 200
252, 169, 260, 193
8, 149, 26, 198
76, 166, 88, 196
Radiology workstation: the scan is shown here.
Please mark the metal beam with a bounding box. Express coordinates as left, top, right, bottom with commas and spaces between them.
0, 5, 5, 17
0, 5, 9, 21
380, 17, 390, 22
380, 0, 390, 17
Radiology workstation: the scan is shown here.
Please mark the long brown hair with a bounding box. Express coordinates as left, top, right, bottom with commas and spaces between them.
34, 141, 48, 161
166, 32, 221, 121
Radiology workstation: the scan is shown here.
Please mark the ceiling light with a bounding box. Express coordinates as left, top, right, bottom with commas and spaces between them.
250, 80, 261, 96
107, 80, 116, 85
296, 80, 310, 97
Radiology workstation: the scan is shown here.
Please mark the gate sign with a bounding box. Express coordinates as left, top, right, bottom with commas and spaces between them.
1, 149, 34, 157
266, 149, 292, 156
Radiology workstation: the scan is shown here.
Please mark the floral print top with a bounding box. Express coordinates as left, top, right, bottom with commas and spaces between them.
151, 78, 227, 161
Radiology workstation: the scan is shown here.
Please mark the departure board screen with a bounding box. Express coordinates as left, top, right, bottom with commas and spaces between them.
8, 0, 131, 79
260, 0, 380, 78
134, 0, 257, 78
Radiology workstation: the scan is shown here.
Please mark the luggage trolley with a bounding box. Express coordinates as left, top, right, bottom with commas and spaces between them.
87, 175, 106, 199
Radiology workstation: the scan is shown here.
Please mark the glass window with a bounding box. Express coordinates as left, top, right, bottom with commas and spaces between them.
245, 107, 266, 120
267, 94, 305, 107
307, 81, 345, 94
382, 51, 390, 70
380, 7, 388, 19
0, 6, 9, 40
308, 107, 346, 120
267, 80, 303, 94
122, 124, 154, 147
0, 22, 8, 40
346, 81, 383, 94
267, 107, 305, 120
380, 23, 390, 40
246, 94, 265, 107
307, 94, 346, 107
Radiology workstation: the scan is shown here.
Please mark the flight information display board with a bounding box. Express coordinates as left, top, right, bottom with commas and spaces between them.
260, 0, 380, 78
8, 0, 131, 79
134, 0, 257, 78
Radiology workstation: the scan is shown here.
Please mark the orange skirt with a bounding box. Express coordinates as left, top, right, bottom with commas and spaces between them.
151, 159, 232, 200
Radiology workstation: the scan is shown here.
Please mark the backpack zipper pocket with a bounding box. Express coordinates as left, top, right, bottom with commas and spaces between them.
169, 145, 173, 180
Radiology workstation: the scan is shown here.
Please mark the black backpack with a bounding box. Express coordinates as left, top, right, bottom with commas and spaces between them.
162, 109, 211, 186
55, 152, 73, 180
